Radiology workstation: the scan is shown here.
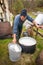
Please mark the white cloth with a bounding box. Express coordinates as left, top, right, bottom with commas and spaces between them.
34, 14, 43, 25
23, 19, 33, 29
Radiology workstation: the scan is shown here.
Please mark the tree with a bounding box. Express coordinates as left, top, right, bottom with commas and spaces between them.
13, 0, 24, 15
36, 0, 43, 7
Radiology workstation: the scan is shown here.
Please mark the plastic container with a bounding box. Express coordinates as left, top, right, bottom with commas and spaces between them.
8, 43, 22, 62
34, 14, 43, 25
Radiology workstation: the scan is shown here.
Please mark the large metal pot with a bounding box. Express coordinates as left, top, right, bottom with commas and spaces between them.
19, 37, 36, 54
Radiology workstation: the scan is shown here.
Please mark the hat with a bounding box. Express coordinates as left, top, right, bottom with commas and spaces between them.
21, 9, 27, 16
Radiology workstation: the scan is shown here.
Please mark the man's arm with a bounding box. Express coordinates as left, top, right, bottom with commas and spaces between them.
27, 15, 43, 29
27, 15, 34, 22
12, 16, 19, 43
33, 20, 43, 29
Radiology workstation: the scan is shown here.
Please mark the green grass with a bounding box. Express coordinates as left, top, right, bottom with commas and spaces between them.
0, 36, 43, 65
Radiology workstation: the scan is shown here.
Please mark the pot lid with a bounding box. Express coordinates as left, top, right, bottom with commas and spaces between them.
19, 37, 36, 46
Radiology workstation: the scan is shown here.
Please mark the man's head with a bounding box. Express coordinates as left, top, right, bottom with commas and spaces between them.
20, 9, 27, 21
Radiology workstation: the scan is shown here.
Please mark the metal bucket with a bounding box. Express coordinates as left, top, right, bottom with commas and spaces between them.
8, 43, 22, 62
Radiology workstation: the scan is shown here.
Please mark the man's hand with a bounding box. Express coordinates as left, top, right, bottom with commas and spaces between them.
33, 21, 40, 28
36, 24, 40, 28
12, 38, 17, 44
12, 34, 17, 44
39, 25, 43, 29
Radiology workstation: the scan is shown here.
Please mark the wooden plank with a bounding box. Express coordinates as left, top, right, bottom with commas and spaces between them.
33, 29, 43, 37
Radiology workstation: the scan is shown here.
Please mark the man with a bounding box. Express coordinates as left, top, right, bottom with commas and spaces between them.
12, 9, 37, 43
